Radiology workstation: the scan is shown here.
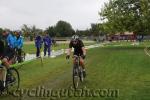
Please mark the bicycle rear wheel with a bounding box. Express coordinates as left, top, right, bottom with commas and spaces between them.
73, 66, 79, 89
6, 67, 20, 93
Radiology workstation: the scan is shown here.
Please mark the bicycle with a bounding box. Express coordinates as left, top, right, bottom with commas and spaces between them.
15, 49, 26, 63
0, 65, 20, 94
72, 55, 84, 89
0, 50, 20, 94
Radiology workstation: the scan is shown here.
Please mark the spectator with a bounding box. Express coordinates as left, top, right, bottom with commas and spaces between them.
35, 35, 43, 57
14, 31, 24, 63
43, 33, 52, 57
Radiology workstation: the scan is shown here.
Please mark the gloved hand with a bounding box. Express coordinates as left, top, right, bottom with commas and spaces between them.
66, 55, 70, 59
81, 55, 86, 59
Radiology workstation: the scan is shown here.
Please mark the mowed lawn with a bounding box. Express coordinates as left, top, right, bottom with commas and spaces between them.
1, 45, 150, 100
23, 43, 68, 54
23, 42, 95, 54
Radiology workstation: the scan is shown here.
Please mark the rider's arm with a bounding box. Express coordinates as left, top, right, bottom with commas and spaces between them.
82, 47, 86, 56
67, 41, 72, 56
80, 40, 86, 55
67, 48, 72, 56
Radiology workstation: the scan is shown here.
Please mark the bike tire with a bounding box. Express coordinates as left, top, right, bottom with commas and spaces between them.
73, 66, 79, 89
79, 68, 84, 82
6, 67, 20, 94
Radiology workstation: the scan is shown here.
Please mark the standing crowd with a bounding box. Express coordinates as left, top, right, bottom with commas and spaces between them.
35, 33, 52, 57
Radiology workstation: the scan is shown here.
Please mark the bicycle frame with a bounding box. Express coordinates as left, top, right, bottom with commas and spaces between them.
72, 55, 84, 89
73, 55, 80, 66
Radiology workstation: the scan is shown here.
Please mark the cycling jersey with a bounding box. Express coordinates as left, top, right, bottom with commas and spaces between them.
69, 39, 84, 56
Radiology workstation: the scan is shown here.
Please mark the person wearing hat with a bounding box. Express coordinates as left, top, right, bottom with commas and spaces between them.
43, 33, 52, 57
15, 31, 24, 63
35, 35, 43, 57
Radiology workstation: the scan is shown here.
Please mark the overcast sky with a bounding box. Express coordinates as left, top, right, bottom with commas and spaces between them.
0, 0, 108, 30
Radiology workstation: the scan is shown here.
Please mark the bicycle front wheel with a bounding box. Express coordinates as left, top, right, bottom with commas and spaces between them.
6, 67, 20, 93
73, 67, 79, 89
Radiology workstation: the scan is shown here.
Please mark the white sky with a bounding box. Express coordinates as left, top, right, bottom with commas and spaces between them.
0, 0, 108, 30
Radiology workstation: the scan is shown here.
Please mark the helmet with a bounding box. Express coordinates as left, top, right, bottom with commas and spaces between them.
71, 35, 79, 41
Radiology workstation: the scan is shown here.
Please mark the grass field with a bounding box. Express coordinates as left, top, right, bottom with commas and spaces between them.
23, 42, 95, 54
1, 41, 150, 100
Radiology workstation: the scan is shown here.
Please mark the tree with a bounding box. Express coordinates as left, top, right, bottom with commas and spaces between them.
45, 26, 56, 37
99, 0, 150, 35
0, 28, 3, 38
76, 29, 90, 36
90, 23, 100, 36
55, 20, 74, 37
21, 24, 31, 37
21, 24, 43, 41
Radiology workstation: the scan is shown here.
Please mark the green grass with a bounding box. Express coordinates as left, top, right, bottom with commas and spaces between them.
23, 43, 95, 54
1, 45, 150, 100
23, 43, 68, 54
104, 40, 150, 47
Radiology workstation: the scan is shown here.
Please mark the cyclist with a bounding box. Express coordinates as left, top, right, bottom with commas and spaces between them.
0, 30, 16, 86
66, 35, 87, 77
15, 30, 24, 63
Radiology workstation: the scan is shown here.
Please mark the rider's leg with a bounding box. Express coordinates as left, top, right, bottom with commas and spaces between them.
1, 58, 15, 83
80, 58, 85, 69
1, 58, 10, 69
0, 69, 3, 81
80, 58, 86, 77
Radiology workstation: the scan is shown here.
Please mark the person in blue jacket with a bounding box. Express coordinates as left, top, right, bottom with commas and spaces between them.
15, 31, 24, 63
35, 35, 43, 57
7, 31, 16, 49
43, 33, 51, 57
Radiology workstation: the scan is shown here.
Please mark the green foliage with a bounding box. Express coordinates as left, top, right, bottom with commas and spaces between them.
90, 23, 100, 36
0, 28, 3, 38
21, 24, 43, 41
55, 20, 75, 37
45, 26, 56, 37
100, 0, 150, 35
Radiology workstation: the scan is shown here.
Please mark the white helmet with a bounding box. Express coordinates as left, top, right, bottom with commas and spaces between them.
71, 35, 79, 41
